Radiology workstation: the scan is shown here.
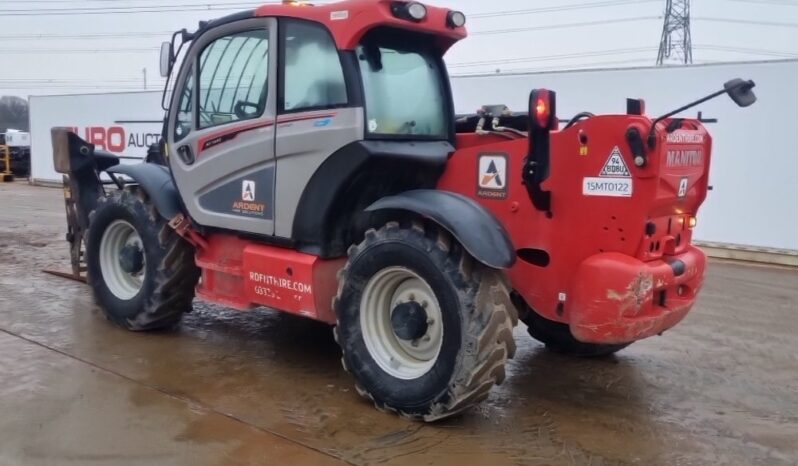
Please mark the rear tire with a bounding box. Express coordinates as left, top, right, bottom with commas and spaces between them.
334, 221, 517, 421
514, 295, 630, 357
86, 189, 200, 331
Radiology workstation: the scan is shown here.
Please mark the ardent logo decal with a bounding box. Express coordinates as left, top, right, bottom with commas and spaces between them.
477, 154, 508, 200
232, 179, 267, 216
481, 161, 503, 188
242, 180, 256, 202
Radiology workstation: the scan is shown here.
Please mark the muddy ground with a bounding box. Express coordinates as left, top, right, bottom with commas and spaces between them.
0, 181, 796, 466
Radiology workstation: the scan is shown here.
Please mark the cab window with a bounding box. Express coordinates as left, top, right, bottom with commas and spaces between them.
174, 68, 194, 142
281, 20, 347, 112
198, 29, 269, 129
357, 35, 447, 139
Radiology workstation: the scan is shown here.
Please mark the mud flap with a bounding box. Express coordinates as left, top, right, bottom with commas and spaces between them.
366, 190, 516, 269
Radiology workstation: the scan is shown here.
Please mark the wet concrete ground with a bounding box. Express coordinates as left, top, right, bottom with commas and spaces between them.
1, 181, 796, 466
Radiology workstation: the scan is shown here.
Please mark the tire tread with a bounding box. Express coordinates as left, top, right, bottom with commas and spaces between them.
334, 221, 518, 421
87, 189, 199, 331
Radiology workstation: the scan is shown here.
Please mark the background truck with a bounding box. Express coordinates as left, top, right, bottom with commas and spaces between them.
50, 0, 755, 421
0, 130, 31, 177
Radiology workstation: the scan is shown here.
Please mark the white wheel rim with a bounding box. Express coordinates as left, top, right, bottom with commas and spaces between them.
99, 220, 145, 300
360, 267, 444, 380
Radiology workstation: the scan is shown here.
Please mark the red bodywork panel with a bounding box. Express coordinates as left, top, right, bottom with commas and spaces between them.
254, 0, 466, 51
439, 117, 713, 344
189, 117, 713, 344
196, 234, 344, 323
190, 116, 713, 344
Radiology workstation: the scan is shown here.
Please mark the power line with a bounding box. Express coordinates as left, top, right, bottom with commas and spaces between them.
448, 48, 658, 68
694, 44, 798, 57
0, 31, 174, 40
728, 0, 798, 5
0, 0, 257, 2
0, 17, 662, 41
694, 16, 798, 28
451, 57, 746, 77
469, 0, 659, 18
0, 0, 660, 17
0, 48, 159, 54
471, 16, 661, 36
1, 15, 795, 43
0, 2, 267, 15
0, 16, 661, 40
0, 79, 164, 84
0, 86, 157, 90
452, 58, 678, 77
0, 17, 793, 44
448, 44, 796, 70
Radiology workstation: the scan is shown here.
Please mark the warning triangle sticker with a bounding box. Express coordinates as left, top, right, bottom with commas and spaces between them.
599, 146, 631, 178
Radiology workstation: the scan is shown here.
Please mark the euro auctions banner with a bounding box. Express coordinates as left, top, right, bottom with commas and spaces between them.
60, 125, 162, 154
29, 91, 164, 184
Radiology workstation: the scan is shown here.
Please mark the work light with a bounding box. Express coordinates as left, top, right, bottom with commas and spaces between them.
447, 11, 466, 28
392, 2, 428, 22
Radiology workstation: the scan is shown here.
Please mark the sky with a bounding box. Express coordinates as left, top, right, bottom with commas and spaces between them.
1, 0, 797, 98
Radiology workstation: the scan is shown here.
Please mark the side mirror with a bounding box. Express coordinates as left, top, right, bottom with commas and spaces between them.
724, 78, 757, 108
159, 41, 172, 78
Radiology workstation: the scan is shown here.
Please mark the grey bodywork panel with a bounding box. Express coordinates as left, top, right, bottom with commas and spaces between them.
198, 167, 275, 220
107, 164, 182, 220
367, 190, 517, 269
166, 17, 278, 236
290, 140, 453, 257
274, 107, 364, 237
165, 16, 363, 239
163, 15, 465, 260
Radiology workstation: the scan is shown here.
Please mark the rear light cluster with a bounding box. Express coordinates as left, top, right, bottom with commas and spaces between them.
391, 2, 466, 28
529, 89, 557, 131
534, 93, 550, 129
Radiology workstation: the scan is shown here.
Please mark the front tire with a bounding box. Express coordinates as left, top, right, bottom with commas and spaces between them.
86, 189, 200, 331
334, 222, 517, 421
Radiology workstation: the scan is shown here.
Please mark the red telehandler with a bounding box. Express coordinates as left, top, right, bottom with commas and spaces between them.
51, 0, 756, 421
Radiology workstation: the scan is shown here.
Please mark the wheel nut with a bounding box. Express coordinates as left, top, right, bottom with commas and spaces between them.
411, 340, 420, 347
408, 293, 416, 301
421, 301, 429, 309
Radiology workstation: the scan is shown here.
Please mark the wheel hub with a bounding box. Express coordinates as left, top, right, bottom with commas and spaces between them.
118, 244, 144, 274
99, 220, 146, 300
391, 302, 429, 341
360, 267, 444, 380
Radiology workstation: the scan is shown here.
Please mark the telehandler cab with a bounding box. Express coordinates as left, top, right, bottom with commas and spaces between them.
51, 0, 756, 421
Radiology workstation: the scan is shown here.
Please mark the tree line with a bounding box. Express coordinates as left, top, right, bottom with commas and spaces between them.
0, 96, 29, 133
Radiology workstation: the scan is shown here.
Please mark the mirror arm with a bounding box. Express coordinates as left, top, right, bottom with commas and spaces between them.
647, 88, 728, 149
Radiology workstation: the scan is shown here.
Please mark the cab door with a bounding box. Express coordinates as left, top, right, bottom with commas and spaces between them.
167, 18, 277, 235
272, 19, 365, 238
